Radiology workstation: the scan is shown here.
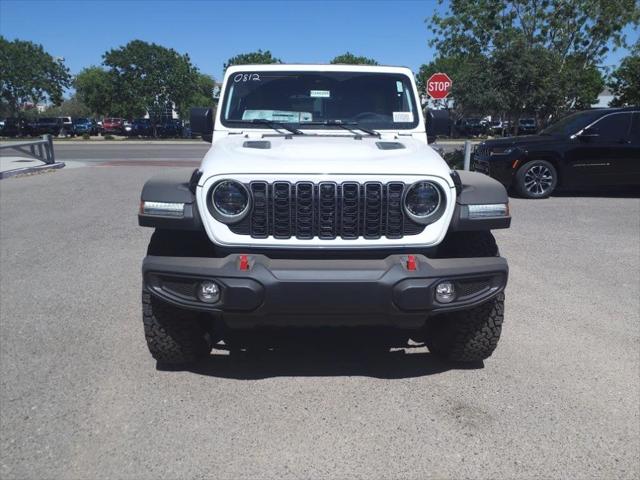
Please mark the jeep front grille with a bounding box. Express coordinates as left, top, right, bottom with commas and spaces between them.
228, 181, 426, 240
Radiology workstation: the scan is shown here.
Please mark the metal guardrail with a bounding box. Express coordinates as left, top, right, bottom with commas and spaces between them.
0, 134, 55, 164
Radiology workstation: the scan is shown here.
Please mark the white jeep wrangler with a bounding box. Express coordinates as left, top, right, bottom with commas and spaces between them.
139, 64, 510, 365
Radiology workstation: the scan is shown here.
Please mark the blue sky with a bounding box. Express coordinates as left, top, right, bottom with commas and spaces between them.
1, 0, 638, 83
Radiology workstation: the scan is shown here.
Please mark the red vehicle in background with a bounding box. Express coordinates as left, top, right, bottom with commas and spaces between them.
101, 117, 125, 135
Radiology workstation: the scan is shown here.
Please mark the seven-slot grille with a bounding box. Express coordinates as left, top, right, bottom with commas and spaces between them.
228, 181, 427, 240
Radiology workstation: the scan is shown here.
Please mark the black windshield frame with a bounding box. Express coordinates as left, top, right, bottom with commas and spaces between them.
219, 70, 420, 131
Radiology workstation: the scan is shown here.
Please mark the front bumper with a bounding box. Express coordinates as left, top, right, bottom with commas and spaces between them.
143, 254, 508, 328
473, 154, 517, 188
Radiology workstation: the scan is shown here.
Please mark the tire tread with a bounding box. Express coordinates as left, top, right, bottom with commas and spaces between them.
142, 292, 211, 364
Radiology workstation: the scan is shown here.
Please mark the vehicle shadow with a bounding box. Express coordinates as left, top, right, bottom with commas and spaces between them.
552, 186, 640, 198
166, 327, 483, 380
509, 186, 640, 199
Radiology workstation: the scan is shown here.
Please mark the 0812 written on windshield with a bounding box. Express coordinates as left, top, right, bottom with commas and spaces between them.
221, 71, 420, 131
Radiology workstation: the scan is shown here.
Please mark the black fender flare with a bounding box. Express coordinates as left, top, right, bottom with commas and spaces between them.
448, 171, 511, 231
138, 169, 204, 231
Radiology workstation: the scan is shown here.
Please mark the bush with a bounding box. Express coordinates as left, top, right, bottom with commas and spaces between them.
103, 134, 114, 140
82, 133, 90, 140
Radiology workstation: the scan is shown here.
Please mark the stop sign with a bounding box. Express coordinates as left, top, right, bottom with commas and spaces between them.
427, 72, 452, 99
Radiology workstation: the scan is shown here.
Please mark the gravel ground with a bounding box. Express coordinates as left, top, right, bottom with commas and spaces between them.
1, 165, 638, 479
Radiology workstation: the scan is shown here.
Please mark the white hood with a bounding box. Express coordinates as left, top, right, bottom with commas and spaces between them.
199, 134, 452, 183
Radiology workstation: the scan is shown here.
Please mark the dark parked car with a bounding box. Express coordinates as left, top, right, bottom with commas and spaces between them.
516, 117, 537, 135
155, 119, 180, 138
473, 107, 640, 198
102, 117, 125, 135
128, 118, 153, 137
30, 117, 63, 136
0, 117, 27, 137
73, 118, 98, 135
455, 117, 487, 137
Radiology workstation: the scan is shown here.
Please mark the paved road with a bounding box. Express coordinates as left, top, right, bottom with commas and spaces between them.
1, 140, 466, 166
1, 164, 638, 479
51, 142, 210, 164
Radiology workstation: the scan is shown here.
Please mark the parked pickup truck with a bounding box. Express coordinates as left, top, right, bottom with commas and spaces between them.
138, 64, 511, 366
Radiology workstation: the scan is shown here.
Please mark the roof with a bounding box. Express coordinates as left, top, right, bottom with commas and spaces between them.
224, 63, 414, 77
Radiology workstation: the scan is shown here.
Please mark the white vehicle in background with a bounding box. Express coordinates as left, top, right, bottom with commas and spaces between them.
58, 116, 74, 137
138, 64, 512, 366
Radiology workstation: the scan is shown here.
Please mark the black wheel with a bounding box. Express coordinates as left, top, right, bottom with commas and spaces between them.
515, 160, 557, 198
436, 231, 498, 258
426, 293, 505, 362
142, 292, 212, 365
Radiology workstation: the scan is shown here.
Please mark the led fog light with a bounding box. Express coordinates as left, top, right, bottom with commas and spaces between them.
435, 281, 456, 304
197, 281, 220, 304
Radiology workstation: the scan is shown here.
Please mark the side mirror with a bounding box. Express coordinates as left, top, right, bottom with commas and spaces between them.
425, 109, 450, 145
190, 107, 213, 143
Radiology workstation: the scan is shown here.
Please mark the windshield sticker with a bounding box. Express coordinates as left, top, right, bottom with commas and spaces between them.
393, 111, 414, 123
310, 90, 331, 98
242, 110, 312, 122
396, 81, 404, 93
234, 73, 261, 83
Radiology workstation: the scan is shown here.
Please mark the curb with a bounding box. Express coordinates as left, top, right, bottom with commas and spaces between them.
0, 162, 66, 179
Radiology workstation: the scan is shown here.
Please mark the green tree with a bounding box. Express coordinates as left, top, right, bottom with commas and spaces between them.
42, 95, 92, 117
330, 52, 379, 65
424, 0, 637, 121
609, 40, 640, 106
74, 66, 115, 116
177, 73, 216, 118
223, 50, 282, 70
102, 40, 207, 129
429, 0, 638, 62
0, 36, 71, 115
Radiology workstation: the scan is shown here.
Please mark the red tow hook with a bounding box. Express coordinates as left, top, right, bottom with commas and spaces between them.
406, 255, 417, 271
239, 254, 250, 271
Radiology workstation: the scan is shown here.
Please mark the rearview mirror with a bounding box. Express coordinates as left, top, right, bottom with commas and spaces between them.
190, 107, 213, 143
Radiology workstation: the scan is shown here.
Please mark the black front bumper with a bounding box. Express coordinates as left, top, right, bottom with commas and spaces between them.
143, 254, 508, 328
473, 153, 518, 188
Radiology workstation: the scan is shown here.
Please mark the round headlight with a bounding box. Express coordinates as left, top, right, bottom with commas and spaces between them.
403, 181, 442, 223
211, 180, 250, 220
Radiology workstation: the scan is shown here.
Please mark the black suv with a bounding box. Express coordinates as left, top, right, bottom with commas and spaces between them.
473, 107, 640, 198
29, 117, 63, 136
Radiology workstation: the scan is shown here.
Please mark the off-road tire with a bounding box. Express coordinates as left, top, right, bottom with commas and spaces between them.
437, 231, 499, 258
426, 293, 505, 362
515, 159, 557, 199
142, 292, 212, 365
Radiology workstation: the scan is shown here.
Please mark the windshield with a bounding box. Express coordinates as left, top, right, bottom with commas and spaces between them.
541, 110, 604, 136
221, 71, 419, 130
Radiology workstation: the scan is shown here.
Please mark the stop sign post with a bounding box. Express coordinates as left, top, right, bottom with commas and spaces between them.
427, 72, 452, 100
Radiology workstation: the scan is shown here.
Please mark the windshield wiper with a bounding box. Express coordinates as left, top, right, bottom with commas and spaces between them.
226, 119, 304, 135
303, 120, 380, 137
